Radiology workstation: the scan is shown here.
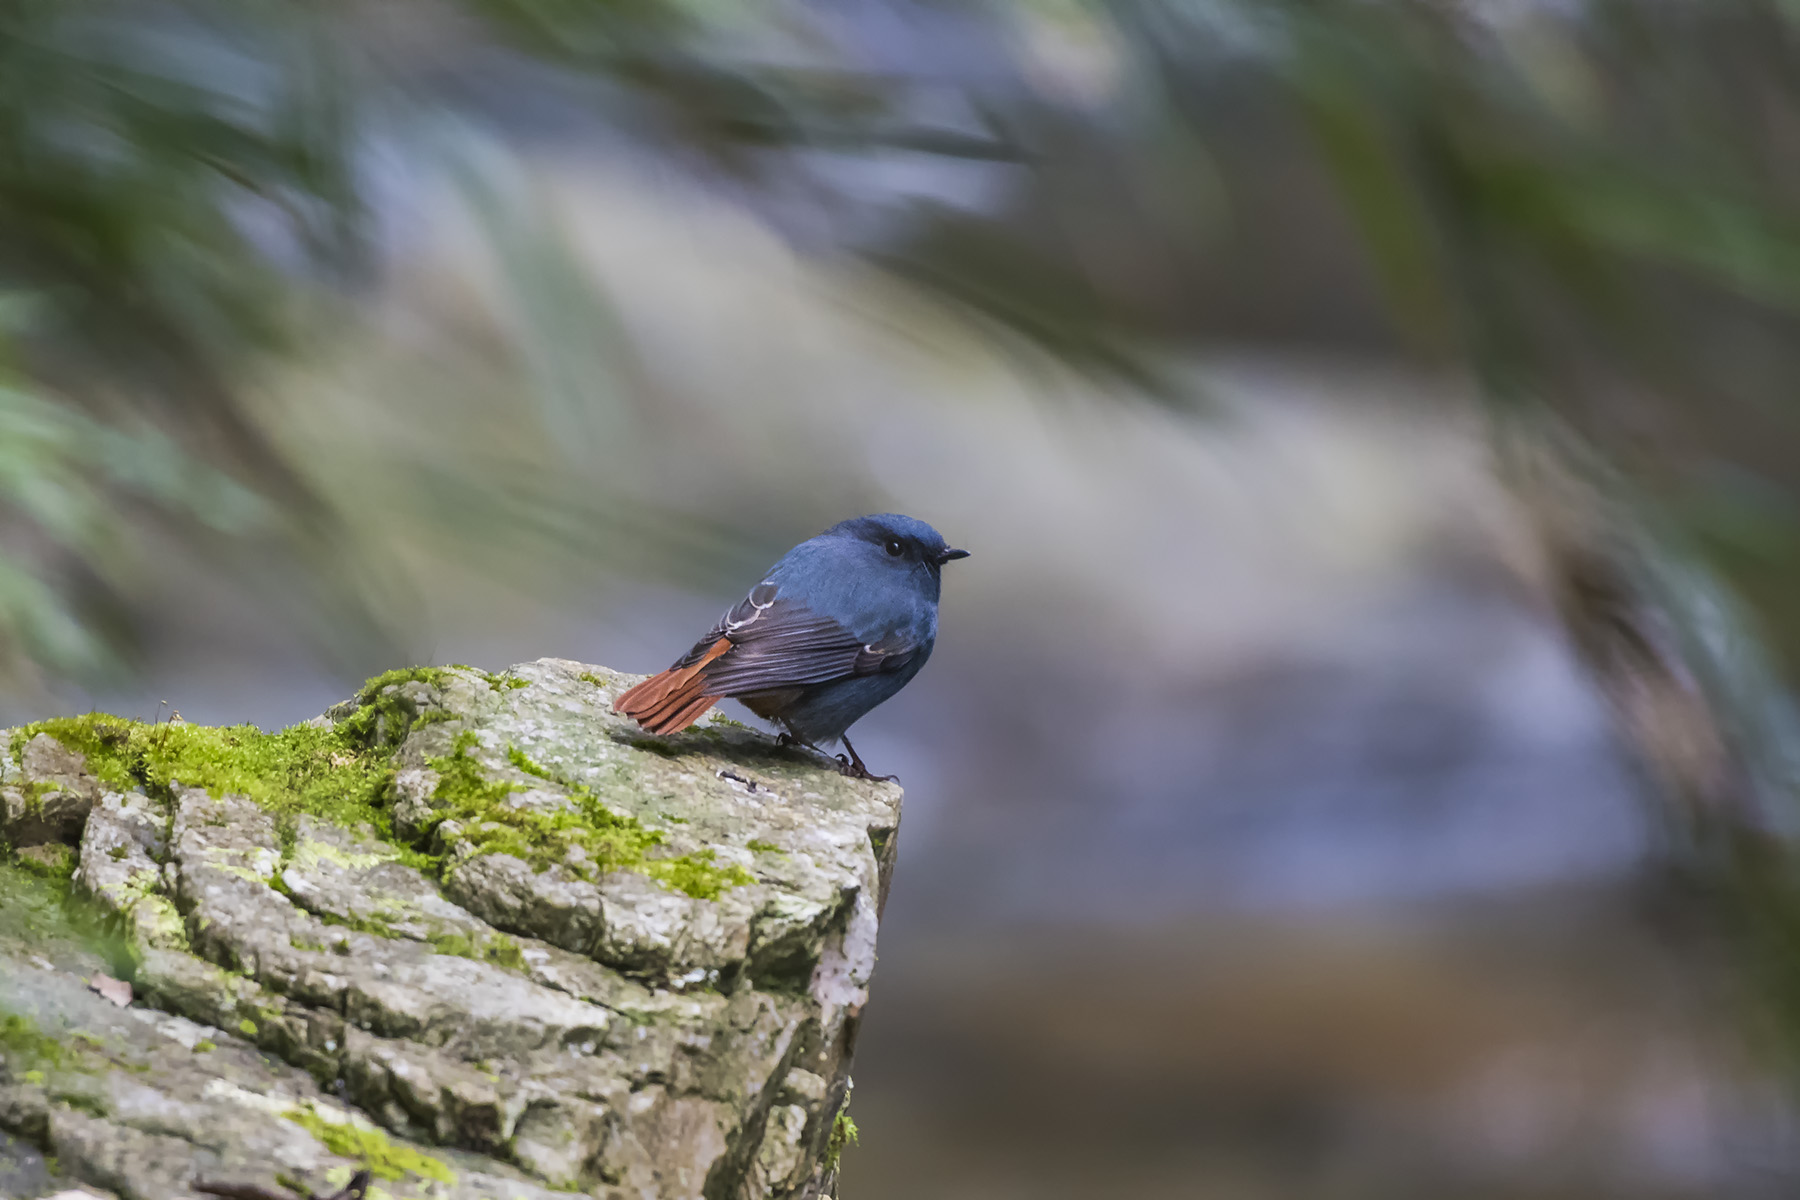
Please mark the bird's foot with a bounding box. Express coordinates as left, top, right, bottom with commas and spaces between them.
839, 760, 901, 783
838, 736, 899, 783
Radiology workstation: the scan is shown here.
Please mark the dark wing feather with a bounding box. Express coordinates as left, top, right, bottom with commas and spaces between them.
615, 580, 921, 734
698, 595, 909, 693
851, 628, 922, 676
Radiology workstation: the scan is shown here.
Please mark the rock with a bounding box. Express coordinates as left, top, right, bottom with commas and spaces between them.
0, 659, 897, 1199
2, 734, 101, 848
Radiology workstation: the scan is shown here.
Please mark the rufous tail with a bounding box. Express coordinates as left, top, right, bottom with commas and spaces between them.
613, 638, 729, 733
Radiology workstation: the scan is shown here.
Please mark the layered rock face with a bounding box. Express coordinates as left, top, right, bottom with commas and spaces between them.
0, 660, 899, 1199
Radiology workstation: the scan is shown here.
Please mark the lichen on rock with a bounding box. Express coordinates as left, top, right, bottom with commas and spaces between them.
0, 658, 898, 1199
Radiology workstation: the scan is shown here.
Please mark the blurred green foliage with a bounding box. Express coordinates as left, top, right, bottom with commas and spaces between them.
0, 0, 359, 684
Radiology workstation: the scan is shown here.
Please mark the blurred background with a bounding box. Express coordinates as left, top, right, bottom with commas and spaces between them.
11, 0, 1800, 1196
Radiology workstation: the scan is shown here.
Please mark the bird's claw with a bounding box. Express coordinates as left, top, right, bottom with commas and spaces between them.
836, 758, 899, 781
835, 745, 899, 783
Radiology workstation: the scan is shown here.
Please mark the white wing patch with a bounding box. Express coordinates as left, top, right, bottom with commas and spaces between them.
724, 581, 779, 633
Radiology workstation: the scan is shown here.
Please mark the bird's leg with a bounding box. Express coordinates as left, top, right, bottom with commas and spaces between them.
776, 729, 832, 764
838, 735, 899, 783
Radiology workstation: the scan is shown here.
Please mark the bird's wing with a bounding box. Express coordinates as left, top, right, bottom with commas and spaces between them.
614, 581, 921, 734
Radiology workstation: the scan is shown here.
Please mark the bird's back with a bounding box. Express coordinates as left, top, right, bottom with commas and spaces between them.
767, 535, 940, 647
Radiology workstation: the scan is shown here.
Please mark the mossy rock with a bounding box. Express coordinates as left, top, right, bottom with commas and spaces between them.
0, 659, 897, 1199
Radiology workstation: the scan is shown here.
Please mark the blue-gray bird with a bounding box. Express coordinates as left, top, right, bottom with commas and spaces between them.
614, 514, 967, 780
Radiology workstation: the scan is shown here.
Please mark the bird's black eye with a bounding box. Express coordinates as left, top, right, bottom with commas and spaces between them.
885, 538, 904, 557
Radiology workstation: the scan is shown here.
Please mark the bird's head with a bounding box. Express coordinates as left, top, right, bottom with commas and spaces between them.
828, 513, 969, 572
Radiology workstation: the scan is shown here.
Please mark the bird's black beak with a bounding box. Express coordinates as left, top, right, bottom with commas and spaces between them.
935, 548, 970, 564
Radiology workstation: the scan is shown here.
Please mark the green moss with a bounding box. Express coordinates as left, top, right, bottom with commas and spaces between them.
9, 718, 130, 792
506, 744, 554, 779
59, 1090, 108, 1117
355, 666, 460, 699
424, 734, 753, 899
424, 931, 474, 957
428, 930, 526, 972
7, 665, 495, 824
425, 732, 525, 820
643, 849, 753, 901
194, 1039, 216, 1053
16, 715, 387, 828
356, 663, 520, 696
480, 933, 526, 970
0, 858, 132, 973
323, 906, 402, 939
8, 777, 60, 815
332, 667, 457, 750
425, 734, 643, 874
747, 839, 781, 854
0, 1014, 65, 1069
12, 843, 76, 883
330, 663, 514, 750
0, 1016, 112, 1109
825, 1106, 859, 1173
287, 838, 396, 874
292, 891, 527, 971
625, 736, 681, 759
577, 672, 606, 688
238, 1018, 258, 1036
18, 665, 749, 919
13, 695, 442, 873
282, 1103, 456, 1184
